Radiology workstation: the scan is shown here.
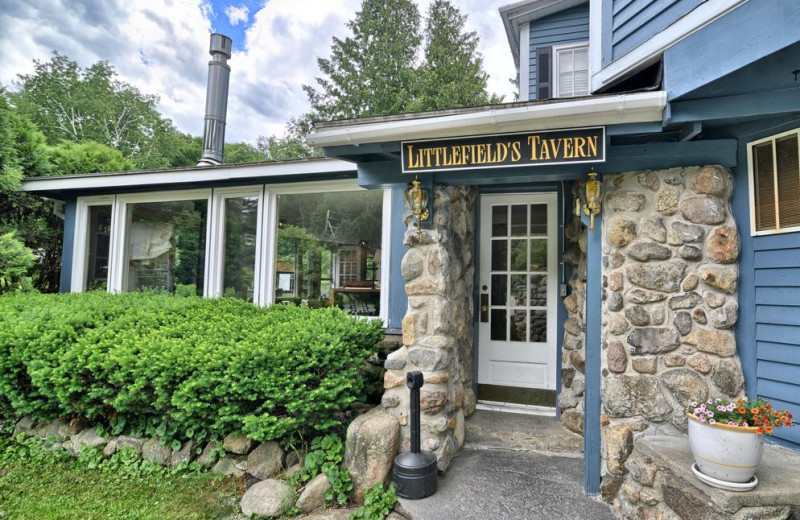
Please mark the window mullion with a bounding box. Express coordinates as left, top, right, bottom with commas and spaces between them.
772, 139, 780, 230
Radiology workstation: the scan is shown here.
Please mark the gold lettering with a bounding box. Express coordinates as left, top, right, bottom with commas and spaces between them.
575, 137, 586, 158
406, 145, 418, 169
587, 136, 598, 158
540, 139, 551, 160
461, 145, 470, 165
496, 142, 508, 163
443, 147, 452, 167
564, 138, 573, 159
511, 141, 521, 162
452, 146, 461, 166
477, 144, 487, 164
528, 135, 541, 160
549, 139, 562, 159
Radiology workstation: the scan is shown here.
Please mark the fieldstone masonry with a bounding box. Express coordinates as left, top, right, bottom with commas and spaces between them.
599, 165, 747, 508
381, 185, 477, 472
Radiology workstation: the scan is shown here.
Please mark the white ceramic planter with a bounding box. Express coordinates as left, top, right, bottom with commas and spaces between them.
687, 412, 764, 483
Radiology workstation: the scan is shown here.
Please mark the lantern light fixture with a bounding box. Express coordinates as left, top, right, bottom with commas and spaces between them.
404, 176, 430, 235
581, 170, 603, 231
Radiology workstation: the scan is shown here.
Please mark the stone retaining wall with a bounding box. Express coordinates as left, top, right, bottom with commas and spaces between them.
381, 185, 477, 472
599, 165, 747, 500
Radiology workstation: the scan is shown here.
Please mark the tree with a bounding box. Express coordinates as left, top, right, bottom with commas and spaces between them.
0, 231, 35, 293
49, 141, 134, 175
257, 116, 323, 161
304, 0, 422, 120
413, 0, 501, 111
11, 52, 177, 170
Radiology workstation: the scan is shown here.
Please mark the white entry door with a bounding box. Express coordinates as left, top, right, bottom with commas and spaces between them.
478, 193, 558, 399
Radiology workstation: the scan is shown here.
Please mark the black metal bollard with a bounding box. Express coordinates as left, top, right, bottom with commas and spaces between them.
393, 371, 437, 499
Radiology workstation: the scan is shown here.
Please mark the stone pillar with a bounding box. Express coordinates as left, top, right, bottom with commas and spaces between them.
598, 165, 746, 501
380, 185, 477, 472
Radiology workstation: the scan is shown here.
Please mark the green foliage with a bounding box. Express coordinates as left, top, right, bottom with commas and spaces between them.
48, 140, 134, 175
349, 483, 398, 520
0, 292, 385, 446
0, 232, 35, 293
412, 0, 501, 111
305, 0, 422, 121
294, 434, 353, 505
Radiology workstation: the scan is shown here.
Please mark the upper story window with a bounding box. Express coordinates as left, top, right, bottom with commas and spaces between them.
748, 128, 800, 235
554, 43, 589, 98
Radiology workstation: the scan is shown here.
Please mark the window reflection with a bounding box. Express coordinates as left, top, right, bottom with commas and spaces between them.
85, 205, 111, 291
222, 196, 258, 301
275, 191, 383, 316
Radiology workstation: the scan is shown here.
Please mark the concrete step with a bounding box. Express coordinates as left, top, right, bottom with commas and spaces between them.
464, 409, 584, 456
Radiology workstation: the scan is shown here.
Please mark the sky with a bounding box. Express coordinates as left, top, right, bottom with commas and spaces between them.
0, 0, 518, 144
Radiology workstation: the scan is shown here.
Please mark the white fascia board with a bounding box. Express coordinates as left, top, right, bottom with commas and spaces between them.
590, 0, 747, 93
20, 158, 356, 193
308, 91, 667, 147
519, 23, 531, 102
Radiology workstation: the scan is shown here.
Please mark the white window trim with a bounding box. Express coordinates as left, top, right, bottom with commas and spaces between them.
260, 179, 391, 325
553, 41, 589, 99
208, 186, 264, 301
72, 195, 114, 292
108, 189, 213, 295
747, 127, 800, 237
519, 23, 531, 102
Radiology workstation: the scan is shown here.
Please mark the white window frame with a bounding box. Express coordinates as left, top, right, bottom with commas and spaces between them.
261, 179, 391, 325
208, 186, 265, 301
72, 195, 114, 292
553, 41, 590, 99
108, 189, 213, 295
747, 127, 800, 237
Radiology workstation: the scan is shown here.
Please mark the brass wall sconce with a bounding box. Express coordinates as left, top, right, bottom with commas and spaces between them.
404, 176, 430, 235
580, 170, 603, 231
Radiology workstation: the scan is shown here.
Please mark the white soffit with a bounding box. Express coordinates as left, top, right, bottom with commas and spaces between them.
308, 91, 667, 147
20, 158, 356, 193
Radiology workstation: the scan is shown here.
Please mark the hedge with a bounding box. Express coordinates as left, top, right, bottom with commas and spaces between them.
0, 292, 384, 445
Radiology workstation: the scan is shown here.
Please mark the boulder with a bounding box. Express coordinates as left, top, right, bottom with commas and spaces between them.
712, 359, 744, 396
711, 301, 738, 329
197, 441, 219, 468
680, 196, 726, 224
627, 328, 680, 355
603, 375, 673, 420
657, 189, 680, 215
668, 292, 702, 310
641, 216, 666, 243
699, 265, 738, 294
624, 306, 650, 327
247, 441, 285, 480
626, 261, 687, 292
674, 311, 692, 336
637, 172, 660, 192
626, 289, 666, 304
606, 192, 646, 212
70, 428, 107, 454
607, 341, 628, 373
561, 409, 584, 435
344, 408, 400, 503
296, 473, 332, 513
671, 222, 705, 243
171, 440, 196, 466
223, 433, 255, 455
627, 243, 671, 262
13, 416, 36, 437
684, 329, 736, 357
240, 479, 294, 518
213, 455, 246, 478
605, 423, 633, 475
661, 368, 708, 405
607, 218, 638, 247
115, 435, 144, 455
691, 165, 730, 196
708, 225, 739, 263
142, 438, 172, 466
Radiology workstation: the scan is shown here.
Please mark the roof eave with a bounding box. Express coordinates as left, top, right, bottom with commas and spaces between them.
307, 91, 667, 147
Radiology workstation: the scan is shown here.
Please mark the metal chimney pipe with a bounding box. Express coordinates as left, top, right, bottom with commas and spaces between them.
198, 33, 232, 166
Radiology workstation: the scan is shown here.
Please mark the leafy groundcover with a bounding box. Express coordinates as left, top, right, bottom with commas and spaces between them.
0, 292, 384, 446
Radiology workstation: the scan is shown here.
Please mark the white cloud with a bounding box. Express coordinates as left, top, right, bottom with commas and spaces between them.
0, 0, 517, 145
223, 4, 250, 26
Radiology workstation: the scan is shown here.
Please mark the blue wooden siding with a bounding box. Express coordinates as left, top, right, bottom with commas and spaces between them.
528, 4, 590, 100
610, 0, 701, 61
59, 198, 77, 293
388, 187, 408, 330
753, 232, 800, 448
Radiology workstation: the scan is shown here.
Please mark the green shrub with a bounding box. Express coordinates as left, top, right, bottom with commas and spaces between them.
0, 292, 384, 444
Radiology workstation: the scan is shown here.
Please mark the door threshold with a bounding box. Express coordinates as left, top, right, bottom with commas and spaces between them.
476, 400, 556, 417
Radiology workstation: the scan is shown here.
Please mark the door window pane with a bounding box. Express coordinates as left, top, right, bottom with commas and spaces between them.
491, 274, 507, 306
275, 190, 383, 316
491, 240, 507, 271
85, 205, 111, 291
530, 239, 547, 271
222, 196, 258, 301
492, 205, 507, 236
491, 309, 507, 341
510, 239, 527, 271
529, 274, 547, 306
510, 310, 527, 342
510, 204, 527, 236
530, 204, 547, 235
125, 199, 208, 295
510, 274, 527, 306
530, 310, 547, 342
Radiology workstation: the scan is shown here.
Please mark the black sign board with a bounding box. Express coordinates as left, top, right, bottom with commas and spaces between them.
401, 126, 605, 174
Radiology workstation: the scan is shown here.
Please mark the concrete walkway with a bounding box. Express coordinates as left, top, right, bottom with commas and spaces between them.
396, 448, 616, 520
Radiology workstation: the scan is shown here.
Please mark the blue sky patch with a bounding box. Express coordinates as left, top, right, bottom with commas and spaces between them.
207, 0, 263, 51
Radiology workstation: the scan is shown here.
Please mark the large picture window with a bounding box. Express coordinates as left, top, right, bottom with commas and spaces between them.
123, 199, 208, 295
273, 189, 384, 317
748, 128, 800, 235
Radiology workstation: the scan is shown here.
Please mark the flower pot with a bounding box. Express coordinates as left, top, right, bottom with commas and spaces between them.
686, 412, 764, 483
